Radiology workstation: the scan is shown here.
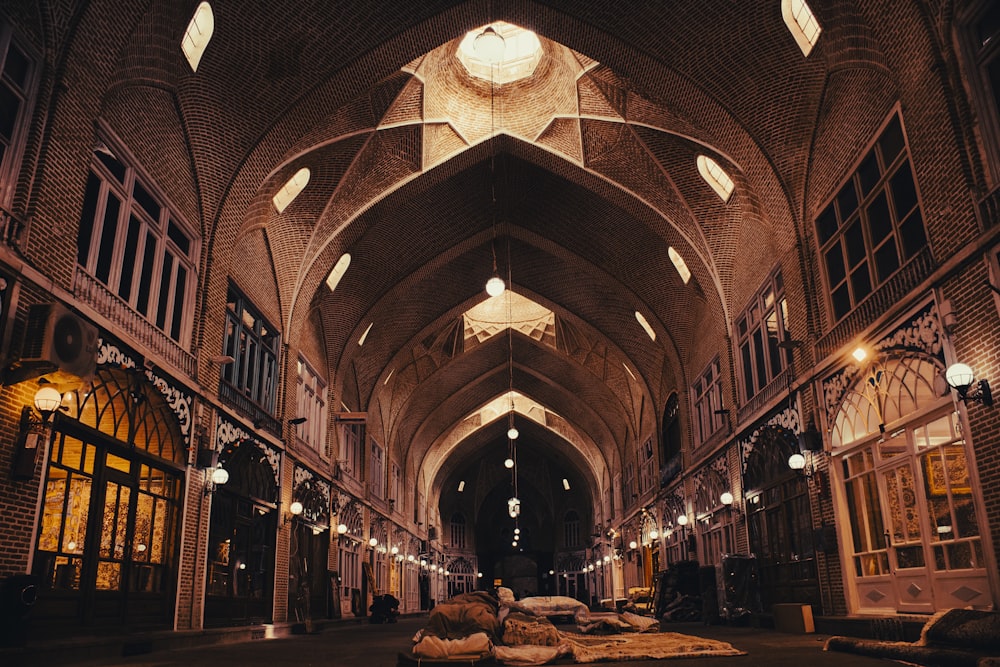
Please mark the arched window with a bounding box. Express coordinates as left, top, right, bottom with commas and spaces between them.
181, 2, 215, 72
272, 167, 310, 213
782, 0, 822, 57
696, 155, 735, 202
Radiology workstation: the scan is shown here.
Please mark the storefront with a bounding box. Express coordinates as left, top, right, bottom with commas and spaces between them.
204, 418, 279, 626
31, 354, 190, 635
739, 405, 821, 611
288, 465, 331, 622
823, 302, 995, 613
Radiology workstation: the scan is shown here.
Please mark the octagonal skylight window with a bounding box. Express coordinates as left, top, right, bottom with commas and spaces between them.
457, 22, 542, 84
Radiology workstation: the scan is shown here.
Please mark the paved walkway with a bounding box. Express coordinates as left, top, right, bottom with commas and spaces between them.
5, 615, 900, 667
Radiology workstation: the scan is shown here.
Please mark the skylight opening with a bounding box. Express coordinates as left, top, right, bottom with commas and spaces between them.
181, 2, 215, 73
635, 311, 656, 341
463, 291, 554, 345
696, 155, 735, 202
358, 322, 374, 346
273, 167, 310, 213
782, 0, 822, 56
668, 247, 692, 284
457, 22, 542, 84
326, 253, 351, 292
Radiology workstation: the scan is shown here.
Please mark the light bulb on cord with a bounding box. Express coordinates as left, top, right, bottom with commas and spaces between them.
507, 426, 519, 440
486, 275, 506, 297
504, 457, 514, 469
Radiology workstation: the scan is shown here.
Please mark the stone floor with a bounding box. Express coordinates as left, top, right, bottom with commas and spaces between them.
1, 614, 908, 667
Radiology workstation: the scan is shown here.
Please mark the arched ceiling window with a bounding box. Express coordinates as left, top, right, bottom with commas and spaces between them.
696, 155, 735, 202
181, 2, 214, 72
667, 247, 692, 284
782, 0, 822, 57
272, 166, 310, 213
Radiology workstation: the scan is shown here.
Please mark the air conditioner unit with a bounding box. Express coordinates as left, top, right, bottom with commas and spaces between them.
21, 303, 98, 378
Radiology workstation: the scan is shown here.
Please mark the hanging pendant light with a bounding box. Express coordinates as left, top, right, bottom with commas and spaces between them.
486, 275, 506, 297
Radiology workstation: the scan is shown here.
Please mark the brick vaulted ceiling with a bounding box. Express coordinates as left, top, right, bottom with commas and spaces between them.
27, 0, 899, 512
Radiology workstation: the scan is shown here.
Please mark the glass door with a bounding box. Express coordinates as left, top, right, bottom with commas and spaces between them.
879, 457, 934, 613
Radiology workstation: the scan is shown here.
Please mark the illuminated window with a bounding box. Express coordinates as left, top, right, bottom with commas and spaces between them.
782, 0, 822, 56
457, 22, 542, 84
668, 247, 692, 284
635, 311, 656, 341
273, 167, 310, 213
358, 321, 374, 346
326, 253, 351, 292
181, 2, 214, 72
696, 155, 734, 202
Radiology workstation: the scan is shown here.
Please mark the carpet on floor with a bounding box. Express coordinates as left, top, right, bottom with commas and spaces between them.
558, 630, 746, 662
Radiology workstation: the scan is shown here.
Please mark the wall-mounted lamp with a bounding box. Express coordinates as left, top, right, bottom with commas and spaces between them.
945, 363, 993, 407
788, 453, 813, 477
369, 537, 378, 548
720, 491, 741, 515
628, 539, 638, 550
285, 500, 304, 525
562, 478, 571, 491
337, 523, 348, 535
12, 382, 66, 480
33, 383, 63, 420
204, 466, 229, 496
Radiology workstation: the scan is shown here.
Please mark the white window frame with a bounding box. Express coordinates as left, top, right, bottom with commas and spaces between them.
340, 422, 364, 481
295, 355, 328, 456
338, 537, 361, 598
736, 268, 790, 403
370, 438, 385, 499
622, 461, 636, 508
390, 462, 402, 512
77, 137, 199, 347
638, 437, 655, 495
692, 358, 725, 445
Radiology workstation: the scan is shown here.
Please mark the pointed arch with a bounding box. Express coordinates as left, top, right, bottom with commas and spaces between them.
831, 353, 944, 449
